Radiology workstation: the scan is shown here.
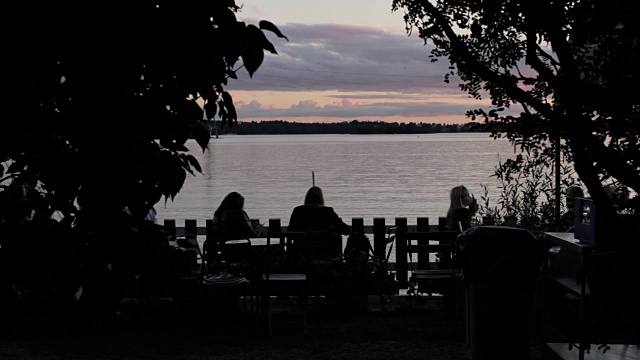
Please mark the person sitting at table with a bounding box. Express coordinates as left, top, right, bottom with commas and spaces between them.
288, 186, 351, 258
446, 185, 478, 232
212, 191, 264, 239
561, 185, 584, 232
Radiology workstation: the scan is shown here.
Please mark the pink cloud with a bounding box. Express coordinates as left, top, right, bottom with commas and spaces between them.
290, 100, 320, 109
327, 98, 365, 108
235, 100, 273, 110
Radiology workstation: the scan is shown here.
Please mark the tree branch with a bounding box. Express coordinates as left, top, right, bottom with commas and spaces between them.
421, 1, 556, 120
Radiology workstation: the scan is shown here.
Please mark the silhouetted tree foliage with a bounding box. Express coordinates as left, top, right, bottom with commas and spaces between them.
2, 2, 286, 223
392, 0, 639, 242
0, 2, 286, 327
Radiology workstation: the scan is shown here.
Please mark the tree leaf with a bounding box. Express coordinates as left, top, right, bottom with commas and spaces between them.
192, 122, 210, 152
227, 102, 237, 124
222, 91, 237, 123
259, 20, 288, 41
204, 101, 217, 121
186, 154, 202, 174
215, 8, 237, 28
168, 168, 186, 200
180, 155, 195, 176
221, 91, 233, 106
247, 24, 277, 54
241, 27, 265, 77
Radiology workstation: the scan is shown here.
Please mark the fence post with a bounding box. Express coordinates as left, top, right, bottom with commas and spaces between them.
417, 217, 429, 270
268, 218, 282, 245
395, 217, 408, 288
438, 217, 448, 231
373, 218, 386, 260
349, 217, 364, 256
268, 218, 283, 265
206, 219, 214, 242
185, 219, 198, 238
268, 218, 281, 233
351, 217, 364, 235
164, 219, 176, 237
417, 217, 429, 232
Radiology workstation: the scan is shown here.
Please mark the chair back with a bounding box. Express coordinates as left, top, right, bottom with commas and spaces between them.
380, 226, 399, 265
203, 236, 255, 277
172, 234, 207, 276
269, 230, 337, 273
395, 229, 460, 288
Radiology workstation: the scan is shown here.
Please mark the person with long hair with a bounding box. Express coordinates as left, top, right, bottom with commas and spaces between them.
288, 186, 351, 258
446, 185, 477, 231
212, 191, 260, 238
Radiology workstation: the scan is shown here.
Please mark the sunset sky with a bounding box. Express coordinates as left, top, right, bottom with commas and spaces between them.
226, 0, 493, 124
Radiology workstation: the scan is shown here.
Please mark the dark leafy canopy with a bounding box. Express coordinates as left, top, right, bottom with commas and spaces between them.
392, 0, 639, 230
2, 2, 286, 222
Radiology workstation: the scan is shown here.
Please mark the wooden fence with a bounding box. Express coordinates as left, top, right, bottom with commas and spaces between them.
163, 217, 452, 289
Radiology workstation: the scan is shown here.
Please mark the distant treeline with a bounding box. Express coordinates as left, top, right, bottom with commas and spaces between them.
204, 120, 490, 135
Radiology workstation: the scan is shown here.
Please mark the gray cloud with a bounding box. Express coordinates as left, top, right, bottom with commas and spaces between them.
226, 23, 463, 94
326, 93, 462, 100
222, 22, 500, 122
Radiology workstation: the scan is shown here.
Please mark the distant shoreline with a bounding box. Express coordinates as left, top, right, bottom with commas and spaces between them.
204, 119, 491, 136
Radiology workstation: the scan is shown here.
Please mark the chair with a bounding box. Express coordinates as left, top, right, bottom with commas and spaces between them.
120, 233, 207, 321
383, 226, 399, 266
201, 236, 258, 312
262, 229, 336, 335
396, 229, 462, 314
174, 234, 207, 275
374, 226, 399, 303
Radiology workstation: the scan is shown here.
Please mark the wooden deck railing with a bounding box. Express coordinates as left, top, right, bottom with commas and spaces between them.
163, 217, 448, 257
162, 217, 451, 289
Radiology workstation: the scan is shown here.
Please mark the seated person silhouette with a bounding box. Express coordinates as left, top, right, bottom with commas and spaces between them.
446, 185, 478, 231
212, 191, 261, 239
561, 185, 584, 232
288, 186, 351, 261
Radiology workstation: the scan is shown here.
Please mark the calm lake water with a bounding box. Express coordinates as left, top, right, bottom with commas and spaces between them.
156, 133, 517, 226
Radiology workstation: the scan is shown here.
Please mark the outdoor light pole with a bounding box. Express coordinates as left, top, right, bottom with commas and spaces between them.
553, 97, 562, 228
554, 131, 561, 228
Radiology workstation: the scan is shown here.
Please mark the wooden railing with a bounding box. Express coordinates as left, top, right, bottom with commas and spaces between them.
163, 217, 452, 289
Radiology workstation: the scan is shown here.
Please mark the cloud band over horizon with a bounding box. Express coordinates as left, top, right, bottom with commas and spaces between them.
224, 19, 494, 124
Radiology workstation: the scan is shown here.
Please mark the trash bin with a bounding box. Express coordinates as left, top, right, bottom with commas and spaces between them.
460, 226, 543, 360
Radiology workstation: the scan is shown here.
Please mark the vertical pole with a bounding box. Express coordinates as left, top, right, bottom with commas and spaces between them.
185, 219, 198, 238
373, 218, 386, 260
395, 217, 408, 289
417, 217, 429, 232
351, 217, 364, 234
269, 218, 282, 235
350, 217, 364, 255
555, 133, 562, 229
205, 220, 214, 241
438, 217, 448, 231
417, 218, 429, 270
269, 218, 283, 269
204, 219, 215, 265
164, 219, 176, 237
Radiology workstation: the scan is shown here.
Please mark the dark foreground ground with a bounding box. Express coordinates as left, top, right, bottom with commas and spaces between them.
1, 295, 543, 360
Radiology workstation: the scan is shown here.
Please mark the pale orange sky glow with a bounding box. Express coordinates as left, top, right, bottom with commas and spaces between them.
230, 90, 490, 124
